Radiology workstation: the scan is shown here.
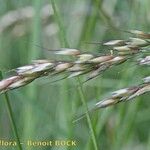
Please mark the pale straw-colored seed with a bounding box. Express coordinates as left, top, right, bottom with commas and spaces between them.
114, 87, 139, 100
103, 40, 126, 46
16, 62, 54, 76
95, 99, 117, 108
67, 64, 86, 72
16, 65, 35, 74
68, 71, 84, 78
139, 56, 150, 65
8, 76, 35, 90
0, 76, 20, 91
55, 62, 72, 72
104, 56, 127, 65
113, 45, 131, 51
127, 84, 150, 100
54, 48, 80, 56
113, 45, 139, 51
126, 37, 150, 47
90, 55, 113, 63
0, 76, 35, 93
75, 54, 94, 63
143, 76, 150, 83
31, 63, 54, 72
86, 64, 109, 81
112, 88, 129, 97
128, 30, 150, 39
118, 51, 138, 56
32, 59, 52, 64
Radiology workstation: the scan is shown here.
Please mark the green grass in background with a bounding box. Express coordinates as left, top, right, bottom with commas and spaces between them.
0, 0, 149, 150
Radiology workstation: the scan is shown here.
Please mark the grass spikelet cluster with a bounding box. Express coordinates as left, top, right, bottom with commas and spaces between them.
0, 30, 149, 110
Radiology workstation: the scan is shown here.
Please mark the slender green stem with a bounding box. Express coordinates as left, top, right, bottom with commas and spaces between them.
51, 0, 69, 47
77, 79, 98, 150
50, 0, 98, 149
0, 71, 22, 150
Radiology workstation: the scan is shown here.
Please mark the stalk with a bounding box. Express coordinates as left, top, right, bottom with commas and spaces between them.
51, 0, 98, 149
0, 71, 22, 150
77, 78, 98, 150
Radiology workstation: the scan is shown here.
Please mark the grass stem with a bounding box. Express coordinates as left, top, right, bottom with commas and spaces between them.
77, 78, 98, 150
50, 0, 98, 149
0, 71, 22, 150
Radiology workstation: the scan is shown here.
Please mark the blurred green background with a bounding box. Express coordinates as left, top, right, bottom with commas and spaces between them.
0, 0, 149, 150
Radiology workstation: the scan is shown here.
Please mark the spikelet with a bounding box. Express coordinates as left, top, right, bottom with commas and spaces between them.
127, 30, 150, 39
